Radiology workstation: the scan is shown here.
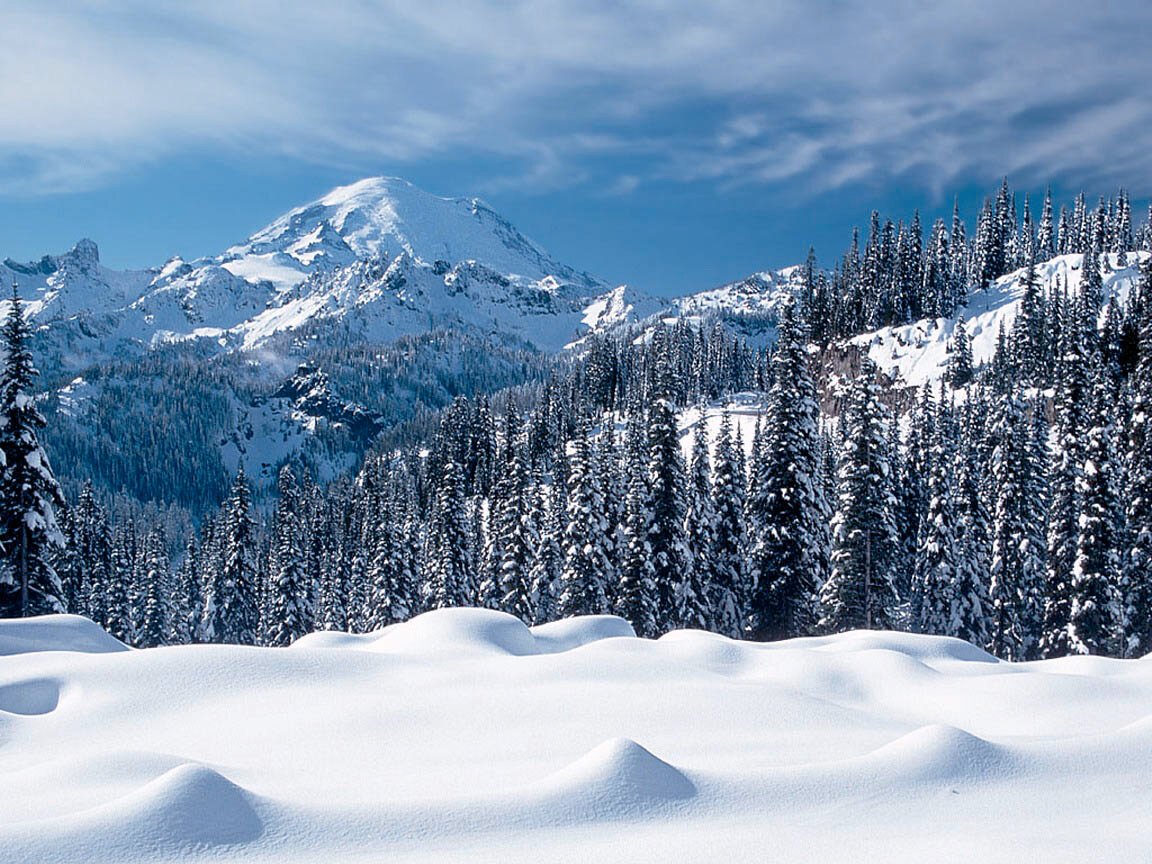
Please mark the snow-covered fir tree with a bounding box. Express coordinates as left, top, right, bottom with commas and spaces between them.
0, 284, 66, 617
203, 467, 260, 644
265, 466, 312, 646
748, 300, 828, 639
822, 359, 899, 631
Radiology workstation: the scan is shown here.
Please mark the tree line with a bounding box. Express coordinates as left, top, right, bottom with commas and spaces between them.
2, 182, 1151, 662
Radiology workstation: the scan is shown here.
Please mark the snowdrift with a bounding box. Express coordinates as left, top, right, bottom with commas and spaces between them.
0, 607, 1149, 862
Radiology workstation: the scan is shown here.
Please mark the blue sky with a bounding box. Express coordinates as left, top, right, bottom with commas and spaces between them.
0, 1, 1149, 295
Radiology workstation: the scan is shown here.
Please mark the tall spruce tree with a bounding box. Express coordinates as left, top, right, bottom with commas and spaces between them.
203, 467, 260, 644
617, 421, 658, 636
748, 302, 828, 639
1068, 384, 1122, 654
1125, 261, 1152, 656
0, 284, 66, 617
821, 360, 899, 632
265, 466, 312, 646
646, 400, 693, 632
709, 411, 748, 638
557, 427, 611, 617
988, 392, 1047, 659
426, 459, 475, 608
137, 527, 172, 648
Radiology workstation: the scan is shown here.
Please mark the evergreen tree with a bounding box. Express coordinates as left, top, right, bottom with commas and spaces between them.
947, 316, 974, 388
988, 393, 1047, 659
646, 400, 694, 631
953, 427, 992, 647
616, 424, 658, 637
137, 527, 171, 648
265, 466, 312, 646
1068, 384, 1122, 654
709, 411, 748, 638
749, 302, 828, 638
1125, 307, 1152, 656
821, 360, 899, 631
677, 424, 713, 630
203, 467, 260, 644
914, 407, 962, 635
527, 480, 563, 625
557, 426, 612, 617
426, 459, 475, 608
0, 284, 66, 616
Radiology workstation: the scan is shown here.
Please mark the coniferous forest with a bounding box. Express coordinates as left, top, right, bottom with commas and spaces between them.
5, 180, 1152, 663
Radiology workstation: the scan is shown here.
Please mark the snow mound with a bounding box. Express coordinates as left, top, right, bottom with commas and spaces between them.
795, 628, 999, 665
300, 608, 639, 656
540, 738, 695, 813
0, 614, 128, 656
529, 615, 636, 652
0, 763, 262, 862
110, 763, 262, 848
289, 629, 385, 651
865, 724, 1013, 782
0, 678, 60, 715
369, 607, 540, 656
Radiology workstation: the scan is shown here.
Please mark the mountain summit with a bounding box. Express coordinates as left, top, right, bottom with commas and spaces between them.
225, 177, 602, 293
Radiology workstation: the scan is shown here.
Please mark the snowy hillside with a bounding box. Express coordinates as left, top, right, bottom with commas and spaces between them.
853, 252, 1149, 389
0, 609, 1148, 863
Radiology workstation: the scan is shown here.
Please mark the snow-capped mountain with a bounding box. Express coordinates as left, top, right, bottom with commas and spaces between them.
16, 177, 671, 365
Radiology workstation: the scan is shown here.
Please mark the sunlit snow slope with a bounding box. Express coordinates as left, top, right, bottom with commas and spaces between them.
1, 610, 1149, 863
854, 252, 1149, 388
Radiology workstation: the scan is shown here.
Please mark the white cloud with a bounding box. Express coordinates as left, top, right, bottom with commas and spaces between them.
1, 1, 1149, 197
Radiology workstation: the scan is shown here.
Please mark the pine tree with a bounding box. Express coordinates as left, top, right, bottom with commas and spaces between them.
105, 520, 134, 644
1037, 187, 1055, 259
749, 302, 829, 638
646, 400, 694, 632
72, 481, 112, 625
1125, 384, 1152, 653
616, 422, 658, 636
953, 428, 992, 648
0, 284, 66, 617
1068, 384, 1122, 654
677, 424, 713, 630
426, 459, 475, 608
821, 360, 899, 632
709, 411, 748, 638
137, 528, 171, 648
947, 316, 974, 388
557, 426, 612, 617
988, 392, 1047, 659
914, 407, 962, 635
176, 536, 202, 643
527, 480, 563, 624
203, 467, 260, 644
265, 466, 312, 646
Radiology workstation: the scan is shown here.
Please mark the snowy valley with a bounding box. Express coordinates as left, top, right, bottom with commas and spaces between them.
2, 610, 1150, 863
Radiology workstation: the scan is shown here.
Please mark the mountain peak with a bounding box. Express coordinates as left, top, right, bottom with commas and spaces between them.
224, 176, 599, 293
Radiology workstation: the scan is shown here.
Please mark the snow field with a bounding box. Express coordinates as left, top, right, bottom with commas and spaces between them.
1, 609, 1150, 861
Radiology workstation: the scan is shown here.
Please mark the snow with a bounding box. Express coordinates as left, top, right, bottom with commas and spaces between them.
0, 614, 128, 656
220, 254, 309, 293
677, 392, 767, 461
1, 608, 1149, 862
854, 252, 1149, 389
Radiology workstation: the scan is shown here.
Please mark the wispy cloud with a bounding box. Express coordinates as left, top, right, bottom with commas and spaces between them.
1, 1, 1149, 198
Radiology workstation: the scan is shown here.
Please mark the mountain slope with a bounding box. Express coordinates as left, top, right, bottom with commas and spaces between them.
853, 252, 1149, 389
